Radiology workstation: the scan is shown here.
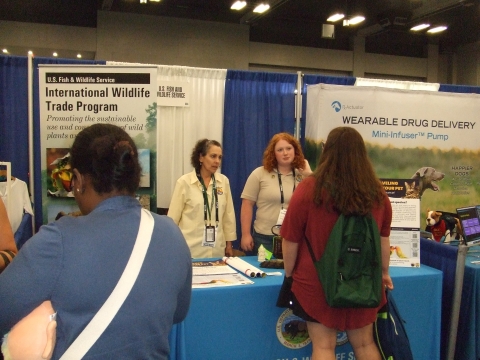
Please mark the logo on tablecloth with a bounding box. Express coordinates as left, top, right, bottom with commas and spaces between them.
336, 331, 349, 346
276, 309, 311, 349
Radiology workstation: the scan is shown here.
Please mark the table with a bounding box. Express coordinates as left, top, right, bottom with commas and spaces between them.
169, 256, 442, 360
421, 239, 480, 360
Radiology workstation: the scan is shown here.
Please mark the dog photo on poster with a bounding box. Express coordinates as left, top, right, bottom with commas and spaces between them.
305, 84, 480, 230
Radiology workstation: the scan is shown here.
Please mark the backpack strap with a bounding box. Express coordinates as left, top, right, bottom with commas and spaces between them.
304, 235, 318, 263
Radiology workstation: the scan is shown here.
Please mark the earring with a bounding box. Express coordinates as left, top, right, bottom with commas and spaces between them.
76, 188, 80, 192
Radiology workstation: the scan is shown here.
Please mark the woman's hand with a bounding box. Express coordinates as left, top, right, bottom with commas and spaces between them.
298, 159, 312, 177
225, 242, 234, 257
382, 273, 394, 290
240, 234, 254, 252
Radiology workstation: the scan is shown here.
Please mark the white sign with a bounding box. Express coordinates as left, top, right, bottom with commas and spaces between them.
157, 80, 190, 107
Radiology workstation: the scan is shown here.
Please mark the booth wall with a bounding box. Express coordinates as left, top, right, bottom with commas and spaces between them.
0, 21, 96, 59
457, 42, 480, 86
1, 11, 479, 85
248, 42, 352, 73
96, 11, 250, 70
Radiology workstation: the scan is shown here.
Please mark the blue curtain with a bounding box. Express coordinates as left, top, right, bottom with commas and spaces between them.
439, 84, 480, 94
420, 238, 458, 360
0, 56, 29, 181
32, 57, 105, 229
222, 70, 297, 247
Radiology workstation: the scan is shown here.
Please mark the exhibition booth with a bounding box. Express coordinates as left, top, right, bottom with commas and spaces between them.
1, 54, 480, 360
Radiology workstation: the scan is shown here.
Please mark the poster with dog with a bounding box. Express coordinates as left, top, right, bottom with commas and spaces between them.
306, 84, 480, 236
382, 178, 421, 267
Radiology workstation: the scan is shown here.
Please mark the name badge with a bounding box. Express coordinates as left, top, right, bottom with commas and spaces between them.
276, 208, 287, 226
202, 226, 217, 248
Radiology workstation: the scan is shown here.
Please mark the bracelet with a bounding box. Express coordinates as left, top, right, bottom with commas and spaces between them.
4, 250, 15, 258
0, 251, 11, 267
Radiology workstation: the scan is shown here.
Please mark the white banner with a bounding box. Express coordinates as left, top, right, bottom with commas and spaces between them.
306, 84, 480, 227
39, 65, 157, 222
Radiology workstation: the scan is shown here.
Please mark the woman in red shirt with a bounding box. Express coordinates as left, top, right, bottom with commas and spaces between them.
281, 127, 394, 360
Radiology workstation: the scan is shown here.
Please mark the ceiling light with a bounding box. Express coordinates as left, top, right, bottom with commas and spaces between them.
150, 0, 160, 2
327, 13, 345, 22
77, 54, 82, 58
231, 1, 247, 10
53, 52, 58, 57
348, 16, 365, 25
140, 0, 147, 3
2, 49, 8, 54
410, 23, 430, 31
253, 3, 270, 13
427, 26, 447, 34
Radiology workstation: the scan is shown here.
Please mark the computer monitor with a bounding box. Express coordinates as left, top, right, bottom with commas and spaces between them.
456, 206, 480, 247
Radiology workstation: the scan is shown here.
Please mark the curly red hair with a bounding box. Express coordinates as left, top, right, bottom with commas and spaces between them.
262, 133, 305, 172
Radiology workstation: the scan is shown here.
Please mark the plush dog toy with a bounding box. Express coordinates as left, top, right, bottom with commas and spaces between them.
425, 209, 462, 243
425, 210, 447, 242
1, 301, 57, 360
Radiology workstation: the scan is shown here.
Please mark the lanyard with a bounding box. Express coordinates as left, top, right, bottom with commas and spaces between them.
198, 174, 218, 226
277, 168, 296, 209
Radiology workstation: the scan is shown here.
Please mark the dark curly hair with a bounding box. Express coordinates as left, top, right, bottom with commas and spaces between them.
70, 123, 141, 195
313, 127, 385, 215
190, 139, 222, 172
262, 133, 305, 172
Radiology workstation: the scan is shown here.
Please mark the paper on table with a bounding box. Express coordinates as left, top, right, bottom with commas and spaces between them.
192, 260, 237, 276
223, 257, 266, 278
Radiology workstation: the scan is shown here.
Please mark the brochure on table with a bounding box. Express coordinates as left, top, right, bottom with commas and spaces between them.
382, 178, 421, 267
192, 260, 254, 288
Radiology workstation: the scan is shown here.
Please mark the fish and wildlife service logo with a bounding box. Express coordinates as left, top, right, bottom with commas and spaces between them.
276, 309, 311, 349
276, 309, 349, 348
331, 101, 342, 112
336, 331, 349, 346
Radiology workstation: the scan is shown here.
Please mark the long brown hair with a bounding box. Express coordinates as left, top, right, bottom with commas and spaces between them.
313, 127, 385, 215
262, 133, 305, 172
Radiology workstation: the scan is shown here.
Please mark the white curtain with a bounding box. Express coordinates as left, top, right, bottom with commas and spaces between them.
354, 77, 440, 91
106, 62, 227, 209
155, 65, 227, 208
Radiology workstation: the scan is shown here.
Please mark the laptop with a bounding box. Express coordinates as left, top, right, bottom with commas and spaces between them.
456, 206, 480, 247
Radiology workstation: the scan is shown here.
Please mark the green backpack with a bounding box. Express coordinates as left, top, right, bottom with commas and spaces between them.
305, 213, 382, 308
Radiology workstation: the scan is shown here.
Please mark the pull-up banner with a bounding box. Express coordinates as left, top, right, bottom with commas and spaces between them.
39, 65, 157, 223
305, 83, 480, 223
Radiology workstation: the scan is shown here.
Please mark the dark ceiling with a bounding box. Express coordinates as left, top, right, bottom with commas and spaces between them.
1, 0, 479, 58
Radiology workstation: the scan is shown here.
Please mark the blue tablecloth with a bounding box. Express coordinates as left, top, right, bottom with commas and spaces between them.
456, 250, 480, 360
170, 256, 442, 360
421, 239, 480, 360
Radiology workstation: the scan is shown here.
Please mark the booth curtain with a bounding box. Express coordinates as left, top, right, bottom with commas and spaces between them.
439, 84, 480, 94
420, 238, 459, 360
222, 70, 298, 245
0, 56, 29, 182
153, 65, 227, 209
